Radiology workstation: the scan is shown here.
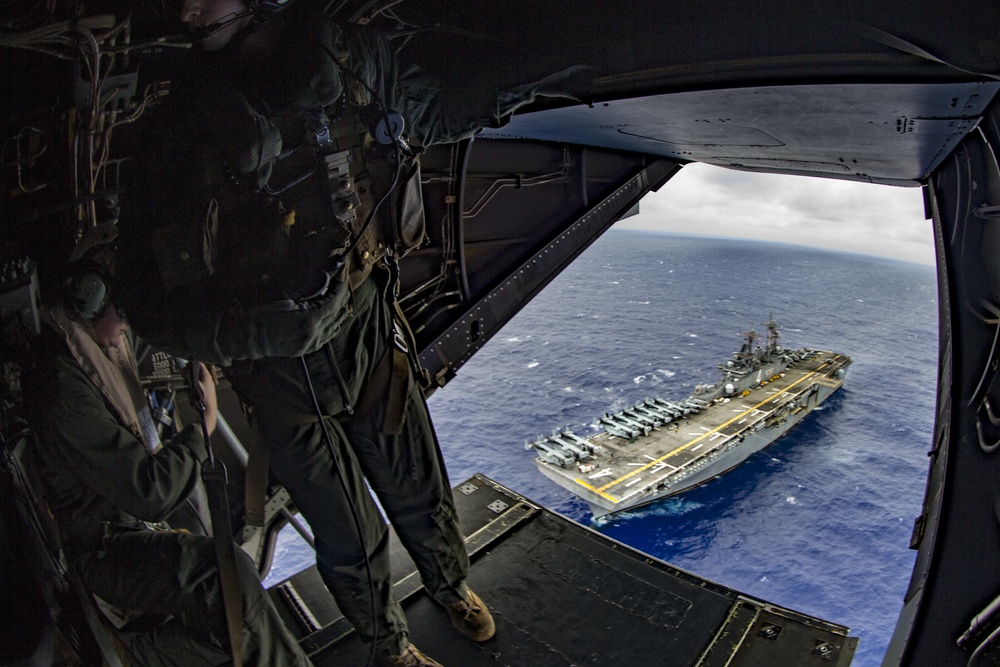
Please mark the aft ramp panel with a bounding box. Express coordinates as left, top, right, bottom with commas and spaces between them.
273, 475, 856, 666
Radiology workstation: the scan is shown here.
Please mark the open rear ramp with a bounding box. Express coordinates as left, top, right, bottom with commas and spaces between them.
267, 475, 857, 666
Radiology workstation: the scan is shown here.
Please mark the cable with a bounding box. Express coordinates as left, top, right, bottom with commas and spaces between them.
17, 13, 159, 234
2, 126, 51, 194
968, 299, 1000, 406
299, 354, 378, 667
182, 493, 212, 535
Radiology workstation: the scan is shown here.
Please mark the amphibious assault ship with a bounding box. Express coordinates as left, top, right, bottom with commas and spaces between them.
527, 318, 851, 517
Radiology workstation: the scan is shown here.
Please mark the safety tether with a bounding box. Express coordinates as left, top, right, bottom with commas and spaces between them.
190, 363, 244, 667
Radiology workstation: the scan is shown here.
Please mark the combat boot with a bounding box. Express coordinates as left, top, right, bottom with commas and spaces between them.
444, 588, 496, 641
373, 643, 443, 667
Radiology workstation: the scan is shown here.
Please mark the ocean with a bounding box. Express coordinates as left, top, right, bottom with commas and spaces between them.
264, 230, 938, 667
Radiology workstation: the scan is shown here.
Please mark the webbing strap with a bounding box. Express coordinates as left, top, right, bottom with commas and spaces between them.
190, 361, 243, 667
242, 425, 270, 529
392, 298, 432, 390
382, 346, 410, 435
202, 460, 243, 667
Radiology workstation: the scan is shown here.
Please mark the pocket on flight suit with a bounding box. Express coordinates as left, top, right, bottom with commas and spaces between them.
346, 380, 420, 488
428, 502, 470, 589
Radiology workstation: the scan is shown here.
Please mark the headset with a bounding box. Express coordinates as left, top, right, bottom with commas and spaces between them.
68, 268, 111, 321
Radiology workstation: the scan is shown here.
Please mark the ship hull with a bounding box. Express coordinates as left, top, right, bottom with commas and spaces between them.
532, 350, 850, 518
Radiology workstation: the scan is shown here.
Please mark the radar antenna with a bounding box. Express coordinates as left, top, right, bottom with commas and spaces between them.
763, 312, 781, 355
738, 326, 759, 357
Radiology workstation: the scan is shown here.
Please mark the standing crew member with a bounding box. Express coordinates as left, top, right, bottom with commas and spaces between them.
117, 2, 584, 664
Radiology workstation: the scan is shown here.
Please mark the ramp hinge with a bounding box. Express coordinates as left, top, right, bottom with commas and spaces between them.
910, 514, 927, 550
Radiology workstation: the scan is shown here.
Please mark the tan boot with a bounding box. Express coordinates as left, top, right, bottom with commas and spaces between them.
444, 588, 496, 642
373, 643, 444, 667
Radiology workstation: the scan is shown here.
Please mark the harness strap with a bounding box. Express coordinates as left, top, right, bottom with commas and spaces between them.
392, 297, 432, 391
383, 345, 410, 435
242, 425, 270, 529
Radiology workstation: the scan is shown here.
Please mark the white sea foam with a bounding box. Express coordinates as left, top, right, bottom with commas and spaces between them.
593, 497, 707, 526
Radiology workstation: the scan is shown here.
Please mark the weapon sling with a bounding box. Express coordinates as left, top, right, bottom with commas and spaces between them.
191, 365, 244, 667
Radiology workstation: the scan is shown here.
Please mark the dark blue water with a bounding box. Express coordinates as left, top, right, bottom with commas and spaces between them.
266, 230, 938, 667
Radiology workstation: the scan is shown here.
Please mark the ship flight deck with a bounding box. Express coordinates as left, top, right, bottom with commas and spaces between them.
531, 349, 851, 516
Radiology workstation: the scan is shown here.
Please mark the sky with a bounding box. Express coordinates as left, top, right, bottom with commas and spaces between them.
618, 163, 934, 266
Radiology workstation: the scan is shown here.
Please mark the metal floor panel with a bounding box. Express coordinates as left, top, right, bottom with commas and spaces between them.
267, 475, 857, 666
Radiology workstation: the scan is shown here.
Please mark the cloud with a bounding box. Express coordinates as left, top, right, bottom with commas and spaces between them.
619, 163, 933, 265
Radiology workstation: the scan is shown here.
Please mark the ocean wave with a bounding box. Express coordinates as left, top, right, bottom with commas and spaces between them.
594, 497, 708, 527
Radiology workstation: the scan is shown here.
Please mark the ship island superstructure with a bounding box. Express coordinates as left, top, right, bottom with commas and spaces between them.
526, 317, 851, 517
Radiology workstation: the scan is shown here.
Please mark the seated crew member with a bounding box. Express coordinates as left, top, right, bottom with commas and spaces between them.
111, 0, 591, 663
23, 263, 312, 667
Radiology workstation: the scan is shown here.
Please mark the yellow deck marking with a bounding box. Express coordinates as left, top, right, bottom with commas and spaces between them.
575, 356, 841, 496
573, 478, 620, 502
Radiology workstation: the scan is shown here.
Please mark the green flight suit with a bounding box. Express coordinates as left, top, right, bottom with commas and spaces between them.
114, 4, 584, 655
228, 273, 470, 656
114, 10, 478, 656
24, 329, 311, 667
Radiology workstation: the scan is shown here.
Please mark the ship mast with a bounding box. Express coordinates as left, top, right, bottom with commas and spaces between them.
763, 312, 780, 360
738, 327, 756, 353
736, 326, 760, 368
